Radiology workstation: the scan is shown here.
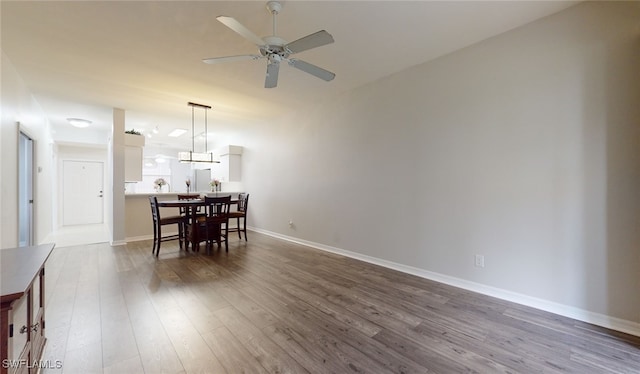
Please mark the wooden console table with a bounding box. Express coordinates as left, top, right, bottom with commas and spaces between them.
1, 243, 55, 374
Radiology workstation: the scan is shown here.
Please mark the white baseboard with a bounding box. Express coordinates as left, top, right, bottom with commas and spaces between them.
250, 226, 640, 337
125, 234, 154, 243
125, 231, 179, 243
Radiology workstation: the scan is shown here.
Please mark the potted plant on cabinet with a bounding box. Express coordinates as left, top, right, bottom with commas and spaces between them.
124, 129, 145, 147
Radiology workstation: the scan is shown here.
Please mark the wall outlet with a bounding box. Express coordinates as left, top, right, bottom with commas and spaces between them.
475, 254, 485, 268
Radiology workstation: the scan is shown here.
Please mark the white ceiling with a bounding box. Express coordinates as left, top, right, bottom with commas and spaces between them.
2, 1, 578, 149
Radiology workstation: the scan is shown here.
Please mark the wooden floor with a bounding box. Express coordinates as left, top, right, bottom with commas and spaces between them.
40, 232, 640, 374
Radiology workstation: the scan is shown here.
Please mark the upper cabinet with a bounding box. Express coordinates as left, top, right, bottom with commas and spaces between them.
216, 145, 243, 182
124, 133, 144, 182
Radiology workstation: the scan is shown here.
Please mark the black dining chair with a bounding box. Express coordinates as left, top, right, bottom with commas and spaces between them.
177, 194, 204, 217
148, 196, 186, 256
228, 193, 249, 241
202, 196, 231, 252
177, 194, 206, 248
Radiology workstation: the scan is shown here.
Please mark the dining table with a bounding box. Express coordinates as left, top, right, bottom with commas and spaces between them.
157, 195, 237, 251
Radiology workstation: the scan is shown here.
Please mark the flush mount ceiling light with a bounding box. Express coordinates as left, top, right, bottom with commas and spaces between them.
67, 118, 92, 128
178, 102, 219, 163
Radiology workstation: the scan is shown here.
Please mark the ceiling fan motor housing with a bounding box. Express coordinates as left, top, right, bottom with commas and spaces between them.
266, 1, 282, 14
261, 36, 289, 61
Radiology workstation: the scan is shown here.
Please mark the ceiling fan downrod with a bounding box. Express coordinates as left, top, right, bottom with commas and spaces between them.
267, 1, 282, 36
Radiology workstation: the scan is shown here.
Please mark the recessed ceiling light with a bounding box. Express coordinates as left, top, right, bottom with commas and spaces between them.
67, 118, 92, 128
168, 129, 187, 137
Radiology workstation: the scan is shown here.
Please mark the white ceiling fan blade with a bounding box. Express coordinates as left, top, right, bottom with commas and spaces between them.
288, 59, 335, 82
203, 55, 263, 64
285, 30, 334, 54
265, 62, 280, 88
217, 16, 266, 46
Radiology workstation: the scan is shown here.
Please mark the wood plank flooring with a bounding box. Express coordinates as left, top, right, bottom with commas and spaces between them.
39, 233, 640, 373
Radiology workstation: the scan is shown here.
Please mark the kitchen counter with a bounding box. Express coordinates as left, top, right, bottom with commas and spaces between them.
124, 191, 245, 241
125, 191, 244, 197
125, 192, 191, 197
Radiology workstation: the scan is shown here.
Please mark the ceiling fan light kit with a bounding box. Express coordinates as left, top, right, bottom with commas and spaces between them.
178, 102, 220, 164
203, 1, 335, 88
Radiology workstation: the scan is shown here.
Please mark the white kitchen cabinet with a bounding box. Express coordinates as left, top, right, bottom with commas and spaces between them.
214, 145, 243, 182
124, 133, 144, 182
124, 146, 142, 181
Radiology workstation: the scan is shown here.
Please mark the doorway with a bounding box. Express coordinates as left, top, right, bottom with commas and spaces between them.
18, 131, 34, 247
62, 160, 104, 225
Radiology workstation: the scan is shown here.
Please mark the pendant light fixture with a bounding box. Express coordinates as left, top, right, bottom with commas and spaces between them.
178, 102, 219, 163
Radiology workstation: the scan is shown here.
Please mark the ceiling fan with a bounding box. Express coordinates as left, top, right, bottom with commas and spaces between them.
203, 1, 335, 88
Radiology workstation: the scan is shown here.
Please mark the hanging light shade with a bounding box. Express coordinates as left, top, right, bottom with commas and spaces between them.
178, 102, 219, 163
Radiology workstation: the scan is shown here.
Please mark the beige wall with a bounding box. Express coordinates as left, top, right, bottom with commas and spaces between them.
1, 52, 55, 248
242, 2, 640, 329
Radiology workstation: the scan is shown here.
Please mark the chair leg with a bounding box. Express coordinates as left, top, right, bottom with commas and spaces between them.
151, 225, 157, 254
156, 226, 162, 256
184, 223, 189, 250
242, 216, 247, 241
225, 225, 229, 252
179, 222, 185, 250
216, 225, 222, 249
183, 225, 189, 251
236, 217, 241, 239
185, 223, 191, 251
176, 224, 180, 250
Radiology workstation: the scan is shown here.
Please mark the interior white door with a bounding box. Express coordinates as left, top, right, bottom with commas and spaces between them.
18, 131, 34, 246
63, 160, 104, 225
